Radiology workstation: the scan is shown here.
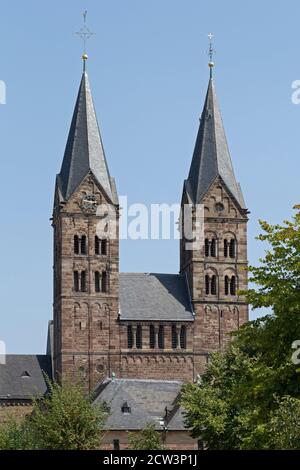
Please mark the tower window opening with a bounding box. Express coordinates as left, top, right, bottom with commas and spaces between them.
95, 271, 101, 293
211, 275, 217, 295
74, 236, 79, 255
230, 276, 236, 295
80, 271, 87, 292
224, 239, 228, 257
102, 271, 108, 293
74, 271, 79, 292
225, 275, 229, 295
210, 239, 216, 257
205, 275, 210, 295
101, 239, 107, 255
95, 236, 100, 255
205, 239, 209, 257
229, 239, 236, 258
80, 235, 87, 255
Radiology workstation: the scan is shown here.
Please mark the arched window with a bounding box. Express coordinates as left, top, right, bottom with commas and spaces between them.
80, 271, 86, 292
205, 239, 209, 257
224, 239, 228, 257
224, 275, 229, 295
229, 239, 236, 258
172, 324, 177, 349
149, 325, 155, 349
101, 239, 107, 255
80, 235, 87, 255
95, 236, 100, 255
158, 325, 164, 349
180, 325, 187, 349
74, 236, 79, 255
136, 325, 142, 349
210, 239, 216, 257
205, 275, 210, 295
211, 275, 217, 295
95, 272, 100, 293
230, 276, 236, 295
127, 325, 133, 349
74, 271, 79, 292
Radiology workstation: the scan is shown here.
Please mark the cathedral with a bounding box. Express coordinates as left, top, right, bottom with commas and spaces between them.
0, 54, 248, 447
50, 59, 248, 389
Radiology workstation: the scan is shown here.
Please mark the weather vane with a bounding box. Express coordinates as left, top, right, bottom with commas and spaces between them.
76, 10, 94, 70
207, 32, 215, 77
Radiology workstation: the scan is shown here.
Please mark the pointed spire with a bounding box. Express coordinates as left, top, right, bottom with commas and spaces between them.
58, 71, 116, 203
187, 75, 245, 209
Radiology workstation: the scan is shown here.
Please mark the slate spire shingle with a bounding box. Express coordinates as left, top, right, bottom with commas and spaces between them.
58, 71, 115, 202
187, 76, 245, 208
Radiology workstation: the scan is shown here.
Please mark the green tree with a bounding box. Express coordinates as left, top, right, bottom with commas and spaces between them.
268, 396, 300, 449
0, 379, 108, 450
181, 206, 300, 449
129, 423, 166, 450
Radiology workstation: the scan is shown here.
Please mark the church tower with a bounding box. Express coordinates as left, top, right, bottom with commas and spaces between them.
52, 68, 120, 390
180, 62, 249, 376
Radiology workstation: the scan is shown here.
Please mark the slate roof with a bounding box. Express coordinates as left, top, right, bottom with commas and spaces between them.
0, 355, 51, 401
187, 77, 245, 208
58, 71, 117, 204
94, 378, 186, 431
119, 273, 194, 322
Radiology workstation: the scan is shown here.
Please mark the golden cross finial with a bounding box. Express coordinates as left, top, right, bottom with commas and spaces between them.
207, 32, 215, 77
76, 10, 94, 71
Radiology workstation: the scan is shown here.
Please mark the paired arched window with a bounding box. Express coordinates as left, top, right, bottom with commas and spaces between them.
205, 274, 217, 295
225, 275, 237, 295
74, 270, 87, 292
158, 325, 164, 349
224, 238, 236, 258
95, 271, 108, 293
205, 238, 217, 257
74, 235, 87, 255
95, 236, 108, 256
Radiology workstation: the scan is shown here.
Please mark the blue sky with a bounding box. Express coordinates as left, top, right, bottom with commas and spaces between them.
1, 0, 299, 353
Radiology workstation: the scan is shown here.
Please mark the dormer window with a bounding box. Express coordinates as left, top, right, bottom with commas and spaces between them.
21, 371, 31, 378
121, 402, 131, 414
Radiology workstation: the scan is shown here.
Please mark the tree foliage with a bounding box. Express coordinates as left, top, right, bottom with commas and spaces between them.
0, 379, 108, 450
128, 423, 166, 450
181, 206, 300, 449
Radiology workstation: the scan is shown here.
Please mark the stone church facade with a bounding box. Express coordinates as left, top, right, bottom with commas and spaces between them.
51, 67, 249, 390
0, 61, 249, 449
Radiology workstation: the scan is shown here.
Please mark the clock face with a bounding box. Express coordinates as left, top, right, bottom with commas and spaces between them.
215, 202, 225, 213
81, 194, 98, 213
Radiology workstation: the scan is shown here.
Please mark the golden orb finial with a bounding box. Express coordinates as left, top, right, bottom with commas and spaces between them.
208, 61, 214, 68
82, 53, 88, 61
